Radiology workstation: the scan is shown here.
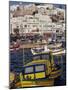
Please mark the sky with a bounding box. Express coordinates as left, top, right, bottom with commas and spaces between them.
9, 1, 66, 9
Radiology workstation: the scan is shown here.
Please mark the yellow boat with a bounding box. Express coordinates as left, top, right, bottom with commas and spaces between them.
10, 48, 65, 88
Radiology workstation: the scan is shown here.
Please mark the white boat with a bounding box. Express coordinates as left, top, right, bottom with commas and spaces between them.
31, 45, 50, 55
51, 48, 63, 53
48, 43, 62, 49
52, 49, 66, 55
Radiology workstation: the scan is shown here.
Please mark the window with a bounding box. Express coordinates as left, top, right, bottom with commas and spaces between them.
25, 67, 33, 73
29, 17, 33, 19
56, 30, 59, 33
33, 54, 50, 60
24, 25, 27, 27
33, 55, 40, 60
35, 65, 44, 72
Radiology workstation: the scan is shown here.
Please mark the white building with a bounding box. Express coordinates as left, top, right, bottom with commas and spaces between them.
10, 14, 53, 34
10, 4, 65, 35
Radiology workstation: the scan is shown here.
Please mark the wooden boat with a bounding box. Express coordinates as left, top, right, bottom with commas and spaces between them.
48, 43, 62, 49
9, 42, 65, 88
10, 49, 65, 88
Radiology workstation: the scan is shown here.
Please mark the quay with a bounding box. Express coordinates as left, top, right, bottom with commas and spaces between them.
20, 42, 47, 49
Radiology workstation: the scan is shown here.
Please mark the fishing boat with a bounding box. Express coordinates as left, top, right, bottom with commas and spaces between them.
10, 42, 20, 51
9, 47, 66, 88
48, 43, 62, 49
31, 45, 50, 55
